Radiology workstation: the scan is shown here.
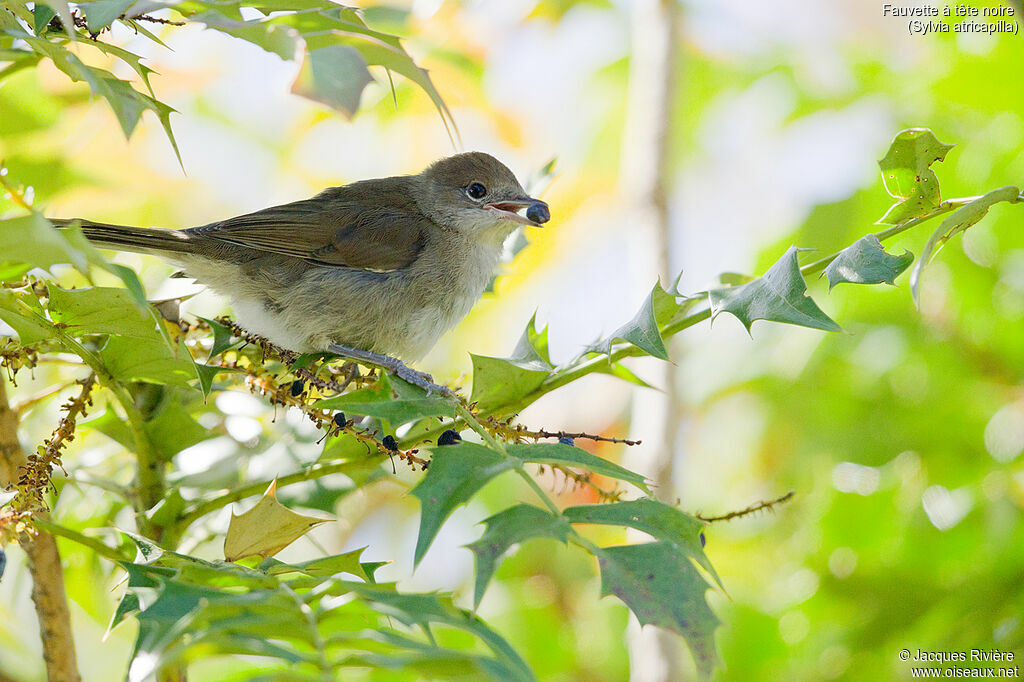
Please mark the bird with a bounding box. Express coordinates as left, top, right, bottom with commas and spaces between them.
51, 152, 551, 395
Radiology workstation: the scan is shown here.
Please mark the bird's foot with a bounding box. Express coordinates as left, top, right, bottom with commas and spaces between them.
326, 344, 455, 398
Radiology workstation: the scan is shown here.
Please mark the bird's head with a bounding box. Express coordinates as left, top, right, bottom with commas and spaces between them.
415, 152, 550, 239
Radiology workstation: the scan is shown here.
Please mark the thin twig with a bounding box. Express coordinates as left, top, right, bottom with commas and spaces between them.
697, 491, 795, 523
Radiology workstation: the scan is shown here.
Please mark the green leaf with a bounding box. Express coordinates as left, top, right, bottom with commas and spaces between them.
315, 374, 455, 426
0, 213, 87, 273
910, 185, 1021, 306
507, 442, 650, 493
144, 398, 214, 461
78, 0, 135, 32
877, 128, 954, 225
0, 289, 55, 344
47, 286, 158, 339
563, 498, 720, 588
276, 6, 457, 138
593, 361, 655, 389
595, 542, 720, 676
100, 335, 198, 388
346, 583, 535, 681
32, 4, 55, 34
291, 44, 374, 119
823, 234, 914, 290
590, 281, 675, 360
467, 504, 570, 607
195, 13, 301, 61
83, 404, 134, 450
35, 0, 75, 40
469, 354, 550, 414
261, 546, 371, 581
409, 442, 516, 565
198, 316, 242, 358
708, 246, 841, 333
56, 223, 148, 301
510, 313, 553, 370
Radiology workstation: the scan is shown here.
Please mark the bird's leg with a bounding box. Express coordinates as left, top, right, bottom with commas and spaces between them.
326, 344, 454, 398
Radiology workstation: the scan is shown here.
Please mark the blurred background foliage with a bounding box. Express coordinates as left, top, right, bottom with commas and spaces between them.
2, 0, 1023, 680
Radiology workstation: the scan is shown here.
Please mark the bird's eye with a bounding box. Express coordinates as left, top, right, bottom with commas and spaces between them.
466, 182, 487, 200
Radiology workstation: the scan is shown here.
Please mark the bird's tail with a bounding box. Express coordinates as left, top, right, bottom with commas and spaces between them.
51, 219, 195, 256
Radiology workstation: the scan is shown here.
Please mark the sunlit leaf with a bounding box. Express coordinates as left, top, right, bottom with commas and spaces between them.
708, 246, 841, 333
48, 286, 157, 339
877, 128, 954, 225
260, 546, 370, 581
224, 479, 333, 561
589, 281, 676, 360
100, 335, 198, 388
909, 185, 1021, 306
470, 354, 550, 414
0, 213, 87, 272
823, 234, 914, 290
0, 289, 55, 343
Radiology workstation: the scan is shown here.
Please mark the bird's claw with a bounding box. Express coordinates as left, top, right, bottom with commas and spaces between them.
395, 365, 455, 398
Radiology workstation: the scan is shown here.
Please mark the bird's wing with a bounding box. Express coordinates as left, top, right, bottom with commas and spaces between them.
188, 193, 428, 271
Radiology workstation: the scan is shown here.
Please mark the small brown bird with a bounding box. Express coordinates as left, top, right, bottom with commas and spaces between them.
53, 152, 550, 394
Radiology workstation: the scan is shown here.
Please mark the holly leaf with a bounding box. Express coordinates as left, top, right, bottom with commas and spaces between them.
508, 442, 649, 493
315, 374, 455, 426
708, 246, 841, 333
564, 498, 720, 588
78, 0, 136, 32
823, 234, 914, 290
291, 45, 374, 119
877, 128, 954, 225
467, 504, 570, 607
101, 335, 199, 389
409, 442, 516, 565
224, 479, 333, 561
260, 546, 371, 581
0, 213, 88, 273
48, 286, 158, 339
198, 316, 243, 358
596, 542, 720, 677
910, 185, 1021, 306
589, 281, 677, 360
0, 289, 55, 344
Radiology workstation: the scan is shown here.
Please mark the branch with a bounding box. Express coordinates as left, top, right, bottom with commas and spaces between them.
0, 377, 82, 682
696, 491, 795, 523
487, 193, 1004, 419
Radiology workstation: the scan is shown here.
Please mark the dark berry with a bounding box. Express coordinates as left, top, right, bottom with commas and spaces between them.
437, 430, 462, 446
289, 379, 305, 397
558, 436, 575, 447
526, 202, 550, 224
382, 435, 398, 452
332, 412, 346, 428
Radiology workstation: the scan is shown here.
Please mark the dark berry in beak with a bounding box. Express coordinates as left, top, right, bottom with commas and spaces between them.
526, 202, 550, 225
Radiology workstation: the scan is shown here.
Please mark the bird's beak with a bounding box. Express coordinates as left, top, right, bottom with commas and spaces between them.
485, 197, 550, 227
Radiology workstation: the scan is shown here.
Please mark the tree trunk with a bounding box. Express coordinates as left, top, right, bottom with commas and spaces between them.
619, 0, 685, 679
0, 378, 81, 682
